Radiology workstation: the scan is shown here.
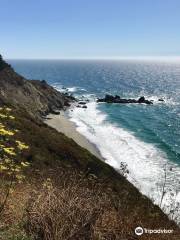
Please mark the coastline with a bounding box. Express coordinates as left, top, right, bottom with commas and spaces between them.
45, 111, 103, 160
1, 56, 180, 238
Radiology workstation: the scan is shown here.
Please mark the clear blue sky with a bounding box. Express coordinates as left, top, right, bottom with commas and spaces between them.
1, 0, 180, 59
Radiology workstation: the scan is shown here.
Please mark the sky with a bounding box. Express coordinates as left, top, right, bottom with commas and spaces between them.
0, 0, 180, 59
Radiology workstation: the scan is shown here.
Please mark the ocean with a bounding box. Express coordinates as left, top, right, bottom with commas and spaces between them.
9, 59, 180, 221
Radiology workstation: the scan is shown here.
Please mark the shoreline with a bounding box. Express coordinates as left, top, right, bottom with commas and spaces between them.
44, 111, 103, 160
44, 107, 180, 224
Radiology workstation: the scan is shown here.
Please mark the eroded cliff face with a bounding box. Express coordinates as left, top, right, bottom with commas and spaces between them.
0, 56, 74, 118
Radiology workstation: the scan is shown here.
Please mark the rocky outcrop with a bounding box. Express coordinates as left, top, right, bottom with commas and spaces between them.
78, 101, 87, 105
0, 54, 11, 71
97, 94, 153, 105
0, 56, 75, 119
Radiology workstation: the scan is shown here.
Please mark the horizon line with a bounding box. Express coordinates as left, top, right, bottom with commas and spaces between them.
6, 56, 180, 61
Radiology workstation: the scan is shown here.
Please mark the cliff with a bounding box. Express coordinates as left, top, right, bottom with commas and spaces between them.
0, 55, 179, 240
0, 55, 74, 119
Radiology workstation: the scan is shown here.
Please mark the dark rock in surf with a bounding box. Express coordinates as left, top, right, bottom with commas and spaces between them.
158, 98, 164, 102
78, 101, 87, 105
138, 96, 146, 103
138, 96, 153, 105
97, 95, 153, 105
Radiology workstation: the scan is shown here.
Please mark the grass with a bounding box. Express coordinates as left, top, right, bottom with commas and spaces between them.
0, 105, 179, 239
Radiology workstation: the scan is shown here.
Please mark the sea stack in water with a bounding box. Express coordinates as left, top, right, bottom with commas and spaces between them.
76, 100, 88, 108
97, 94, 153, 105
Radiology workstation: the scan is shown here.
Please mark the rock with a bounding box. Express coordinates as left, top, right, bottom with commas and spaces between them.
41, 80, 47, 84
50, 109, 60, 115
97, 95, 153, 105
158, 98, 164, 102
78, 101, 87, 105
138, 96, 153, 105
82, 105, 87, 108
64, 102, 71, 107
138, 96, 145, 103
69, 94, 76, 101
115, 95, 121, 99
105, 94, 116, 102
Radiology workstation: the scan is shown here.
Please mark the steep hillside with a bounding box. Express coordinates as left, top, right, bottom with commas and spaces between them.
0, 55, 11, 71
0, 55, 179, 240
0, 56, 74, 118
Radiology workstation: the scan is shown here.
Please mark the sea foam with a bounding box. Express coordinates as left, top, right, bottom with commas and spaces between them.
69, 101, 180, 222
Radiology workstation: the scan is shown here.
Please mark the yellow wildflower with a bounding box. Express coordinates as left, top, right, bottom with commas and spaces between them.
0, 128, 14, 136
0, 165, 8, 171
14, 167, 21, 172
9, 115, 15, 120
3, 147, 16, 156
4, 158, 11, 164
5, 108, 12, 112
16, 175, 25, 180
0, 113, 7, 118
21, 161, 30, 167
16, 140, 29, 150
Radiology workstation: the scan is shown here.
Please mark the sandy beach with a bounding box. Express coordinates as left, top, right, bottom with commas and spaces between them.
45, 111, 103, 160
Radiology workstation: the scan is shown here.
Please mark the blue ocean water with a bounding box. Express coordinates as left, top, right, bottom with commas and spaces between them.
9, 59, 180, 219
